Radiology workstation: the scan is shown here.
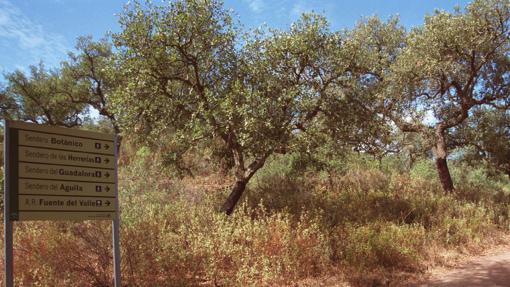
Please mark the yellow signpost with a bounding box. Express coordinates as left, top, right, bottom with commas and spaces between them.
3, 120, 121, 286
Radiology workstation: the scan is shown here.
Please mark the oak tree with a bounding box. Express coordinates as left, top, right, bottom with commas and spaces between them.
2, 63, 86, 127
61, 36, 122, 136
112, 0, 364, 214
386, 0, 510, 192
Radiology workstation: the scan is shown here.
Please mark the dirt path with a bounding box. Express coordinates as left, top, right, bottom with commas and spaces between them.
418, 249, 510, 286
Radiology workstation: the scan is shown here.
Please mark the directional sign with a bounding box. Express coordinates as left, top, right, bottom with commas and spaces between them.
4, 120, 117, 221
19, 195, 114, 211
18, 130, 114, 155
19, 146, 115, 169
19, 179, 114, 197
19, 162, 114, 183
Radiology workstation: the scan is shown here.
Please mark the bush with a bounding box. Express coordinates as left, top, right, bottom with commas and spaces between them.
6, 152, 510, 286
410, 159, 438, 183
341, 222, 426, 271
179, 205, 331, 286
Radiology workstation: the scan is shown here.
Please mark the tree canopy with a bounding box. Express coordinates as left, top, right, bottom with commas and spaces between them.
1, 0, 509, 213
383, 0, 510, 192
2, 64, 86, 127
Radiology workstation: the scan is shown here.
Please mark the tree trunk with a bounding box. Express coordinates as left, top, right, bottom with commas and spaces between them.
435, 157, 454, 193
221, 179, 248, 215
220, 153, 268, 215
111, 120, 122, 151
409, 153, 416, 170
432, 127, 454, 193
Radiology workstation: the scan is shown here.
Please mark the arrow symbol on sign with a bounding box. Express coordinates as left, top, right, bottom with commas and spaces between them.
105, 172, 110, 178
105, 200, 111, 206
105, 144, 110, 150
106, 186, 110, 192
105, 158, 110, 164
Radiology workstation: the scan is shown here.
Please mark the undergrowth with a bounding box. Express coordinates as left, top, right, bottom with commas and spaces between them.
2, 152, 510, 286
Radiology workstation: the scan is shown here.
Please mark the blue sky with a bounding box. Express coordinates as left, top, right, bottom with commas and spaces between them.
0, 0, 470, 78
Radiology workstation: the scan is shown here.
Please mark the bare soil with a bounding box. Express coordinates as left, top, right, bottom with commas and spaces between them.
416, 244, 510, 287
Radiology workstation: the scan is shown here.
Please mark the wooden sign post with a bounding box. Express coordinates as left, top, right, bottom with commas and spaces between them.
3, 120, 121, 286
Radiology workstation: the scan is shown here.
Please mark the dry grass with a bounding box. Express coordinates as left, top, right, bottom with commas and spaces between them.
1, 153, 510, 286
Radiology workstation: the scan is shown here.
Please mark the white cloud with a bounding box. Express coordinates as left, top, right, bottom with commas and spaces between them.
0, 0, 69, 69
243, 0, 265, 13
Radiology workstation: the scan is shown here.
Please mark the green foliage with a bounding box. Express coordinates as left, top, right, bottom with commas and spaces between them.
2, 63, 87, 126
135, 145, 151, 158
110, 0, 391, 213
0, 90, 17, 120
2, 0, 510, 285
2, 0, 507, 210
410, 159, 438, 183
454, 108, 510, 178
391, 0, 510, 123
380, 0, 510, 191
111, 0, 238, 143
60, 36, 122, 134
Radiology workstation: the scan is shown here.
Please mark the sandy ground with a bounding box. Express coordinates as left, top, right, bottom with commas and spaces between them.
417, 249, 510, 287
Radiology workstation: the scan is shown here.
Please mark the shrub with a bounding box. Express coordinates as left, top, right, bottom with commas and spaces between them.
179, 205, 331, 286
410, 159, 438, 183
5, 152, 510, 286
341, 222, 427, 271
